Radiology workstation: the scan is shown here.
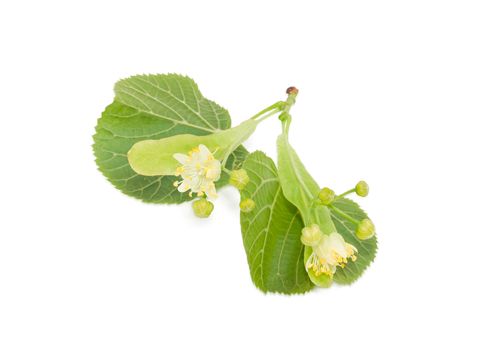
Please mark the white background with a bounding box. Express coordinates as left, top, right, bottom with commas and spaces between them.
1, 1, 491, 349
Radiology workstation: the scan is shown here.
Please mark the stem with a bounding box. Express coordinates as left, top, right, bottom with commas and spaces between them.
220, 101, 285, 169
250, 101, 284, 120
283, 90, 297, 115
328, 205, 360, 225
281, 115, 292, 135
222, 89, 299, 169
280, 87, 298, 136
336, 188, 356, 199
256, 108, 282, 122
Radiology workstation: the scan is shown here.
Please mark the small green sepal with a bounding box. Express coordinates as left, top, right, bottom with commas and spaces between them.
239, 198, 256, 213
229, 169, 250, 190
192, 198, 214, 218
318, 187, 336, 205
301, 224, 323, 247
356, 218, 375, 240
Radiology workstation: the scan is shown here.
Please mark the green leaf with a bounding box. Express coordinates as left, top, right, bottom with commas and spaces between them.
240, 151, 313, 294
93, 74, 247, 203
330, 198, 378, 284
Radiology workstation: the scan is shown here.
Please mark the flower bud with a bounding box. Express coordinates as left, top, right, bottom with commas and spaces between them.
229, 169, 250, 190
192, 198, 214, 218
301, 224, 323, 247
286, 86, 299, 95
240, 198, 256, 213
356, 218, 375, 240
355, 181, 369, 197
278, 112, 289, 122
318, 187, 335, 205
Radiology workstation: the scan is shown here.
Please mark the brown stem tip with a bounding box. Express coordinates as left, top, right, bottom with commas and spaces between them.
286, 86, 299, 95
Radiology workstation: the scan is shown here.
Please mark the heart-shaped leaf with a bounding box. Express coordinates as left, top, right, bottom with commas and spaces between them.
93, 74, 247, 203
240, 151, 313, 294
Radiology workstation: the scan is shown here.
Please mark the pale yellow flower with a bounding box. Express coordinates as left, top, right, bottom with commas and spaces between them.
173, 144, 221, 198
305, 232, 357, 277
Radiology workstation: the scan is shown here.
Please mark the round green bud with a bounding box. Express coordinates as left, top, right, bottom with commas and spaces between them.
229, 169, 250, 190
356, 219, 375, 240
192, 198, 214, 218
355, 181, 369, 197
278, 112, 289, 122
301, 224, 323, 246
239, 198, 256, 213
318, 187, 335, 205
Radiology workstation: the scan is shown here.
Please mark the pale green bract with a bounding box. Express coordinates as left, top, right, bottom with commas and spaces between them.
277, 133, 337, 232
240, 151, 313, 294
128, 119, 259, 176
93, 74, 247, 203
277, 133, 337, 287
